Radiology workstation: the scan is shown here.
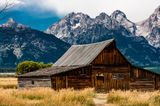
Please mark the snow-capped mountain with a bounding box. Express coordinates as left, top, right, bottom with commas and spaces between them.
46, 9, 160, 67
0, 18, 70, 68
111, 10, 137, 35
46, 12, 131, 44
136, 6, 160, 48
0, 18, 28, 31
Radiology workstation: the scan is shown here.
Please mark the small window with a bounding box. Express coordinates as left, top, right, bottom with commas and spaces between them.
112, 73, 125, 80
96, 73, 104, 83
31, 80, 34, 85
79, 69, 87, 76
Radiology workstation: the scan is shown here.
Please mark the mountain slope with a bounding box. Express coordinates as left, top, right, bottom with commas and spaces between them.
136, 6, 160, 48
46, 12, 160, 67
0, 18, 70, 68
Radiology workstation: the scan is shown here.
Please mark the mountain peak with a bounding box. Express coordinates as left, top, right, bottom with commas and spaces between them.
0, 18, 29, 30
111, 10, 127, 19
111, 10, 136, 34
5, 18, 18, 28
96, 12, 110, 20
7, 18, 16, 24
65, 12, 91, 19
152, 5, 160, 20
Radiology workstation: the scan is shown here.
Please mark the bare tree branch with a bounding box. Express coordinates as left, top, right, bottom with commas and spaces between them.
0, 0, 15, 20
0, 0, 15, 14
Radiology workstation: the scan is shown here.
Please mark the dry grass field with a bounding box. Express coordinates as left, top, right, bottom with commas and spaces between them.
0, 77, 160, 106
0, 87, 95, 106
0, 77, 95, 106
0, 77, 17, 89
107, 90, 160, 106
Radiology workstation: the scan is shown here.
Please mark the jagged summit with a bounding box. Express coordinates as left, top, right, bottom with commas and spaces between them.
65, 12, 91, 19
0, 18, 29, 31
96, 12, 110, 20
7, 18, 16, 24
45, 7, 160, 66
111, 10, 127, 19
110, 10, 136, 34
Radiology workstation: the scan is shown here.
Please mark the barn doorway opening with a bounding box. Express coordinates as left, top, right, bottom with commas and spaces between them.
96, 73, 105, 90
58, 76, 66, 89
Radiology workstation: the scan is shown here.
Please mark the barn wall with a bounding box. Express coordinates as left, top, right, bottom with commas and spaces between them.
51, 66, 92, 90
90, 42, 130, 91
18, 77, 51, 88
130, 67, 156, 90
51, 74, 67, 90
92, 66, 130, 91
156, 75, 160, 89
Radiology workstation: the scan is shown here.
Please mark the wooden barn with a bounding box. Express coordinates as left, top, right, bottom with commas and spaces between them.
18, 39, 160, 91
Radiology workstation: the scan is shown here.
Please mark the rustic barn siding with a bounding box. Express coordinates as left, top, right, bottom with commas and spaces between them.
18, 77, 51, 88
156, 75, 160, 89
92, 66, 130, 91
92, 43, 128, 66
130, 67, 156, 90
91, 42, 130, 91
51, 66, 92, 90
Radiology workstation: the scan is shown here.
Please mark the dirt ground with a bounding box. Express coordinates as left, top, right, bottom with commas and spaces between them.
93, 93, 116, 106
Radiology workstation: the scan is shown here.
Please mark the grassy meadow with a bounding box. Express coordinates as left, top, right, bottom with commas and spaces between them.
0, 87, 95, 106
0, 77, 17, 89
0, 77, 160, 106
0, 77, 95, 106
107, 90, 160, 106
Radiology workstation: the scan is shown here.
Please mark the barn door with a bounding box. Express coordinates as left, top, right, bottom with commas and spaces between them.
56, 76, 66, 89
95, 73, 105, 90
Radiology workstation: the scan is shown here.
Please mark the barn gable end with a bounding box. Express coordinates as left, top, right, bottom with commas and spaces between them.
91, 40, 129, 66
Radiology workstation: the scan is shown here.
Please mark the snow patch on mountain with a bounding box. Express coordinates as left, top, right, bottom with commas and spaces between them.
136, 5, 160, 48
72, 23, 81, 29
13, 48, 23, 59
111, 10, 137, 35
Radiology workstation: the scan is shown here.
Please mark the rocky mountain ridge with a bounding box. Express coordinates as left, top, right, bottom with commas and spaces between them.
0, 18, 70, 68
46, 6, 160, 67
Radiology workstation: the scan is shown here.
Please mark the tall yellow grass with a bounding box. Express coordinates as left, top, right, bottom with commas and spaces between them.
0, 77, 17, 89
0, 87, 95, 106
107, 90, 160, 106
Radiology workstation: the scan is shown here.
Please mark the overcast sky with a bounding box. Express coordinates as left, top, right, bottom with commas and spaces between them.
19, 0, 160, 22
0, 0, 159, 30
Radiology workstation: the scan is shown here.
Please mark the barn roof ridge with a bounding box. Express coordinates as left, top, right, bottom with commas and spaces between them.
71, 39, 115, 47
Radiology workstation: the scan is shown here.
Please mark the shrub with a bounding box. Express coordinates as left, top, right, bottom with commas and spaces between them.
16, 61, 52, 75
